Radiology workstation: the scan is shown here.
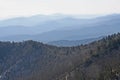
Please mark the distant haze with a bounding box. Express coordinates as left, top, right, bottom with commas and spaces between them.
0, 0, 120, 19
0, 14, 120, 42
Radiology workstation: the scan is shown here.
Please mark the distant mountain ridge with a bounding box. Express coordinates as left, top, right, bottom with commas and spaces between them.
0, 14, 70, 27
0, 14, 120, 42
48, 37, 103, 47
0, 15, 87, 37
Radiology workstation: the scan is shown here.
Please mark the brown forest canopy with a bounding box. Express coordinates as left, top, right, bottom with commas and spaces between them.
0, 33, 120, 80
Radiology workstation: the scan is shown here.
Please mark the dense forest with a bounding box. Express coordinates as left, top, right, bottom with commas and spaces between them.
0, 33, 120, 80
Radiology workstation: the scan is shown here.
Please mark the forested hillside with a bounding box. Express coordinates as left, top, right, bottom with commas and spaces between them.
0, 33, 120, 80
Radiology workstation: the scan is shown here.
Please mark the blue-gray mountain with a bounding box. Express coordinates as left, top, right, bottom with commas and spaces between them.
0, 14, 120, 42
48, 37, 103, 47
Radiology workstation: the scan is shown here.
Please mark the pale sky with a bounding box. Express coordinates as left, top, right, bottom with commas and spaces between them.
0, 0, 120, 19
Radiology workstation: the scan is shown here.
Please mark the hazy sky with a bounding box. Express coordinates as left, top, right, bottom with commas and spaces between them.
0, 0, 120, 19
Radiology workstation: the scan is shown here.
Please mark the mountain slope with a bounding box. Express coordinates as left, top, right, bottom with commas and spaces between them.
0, 33, 120, 80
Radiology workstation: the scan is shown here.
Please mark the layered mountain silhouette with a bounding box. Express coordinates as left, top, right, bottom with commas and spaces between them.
0, 14, 120, 43
0, 33, 120, 80
48, 37, 103, 47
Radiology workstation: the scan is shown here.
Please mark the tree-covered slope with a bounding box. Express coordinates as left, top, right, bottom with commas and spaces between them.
0, 33, 120, 80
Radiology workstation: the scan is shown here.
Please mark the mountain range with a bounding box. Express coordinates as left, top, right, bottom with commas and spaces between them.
0, 14, 120, 44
